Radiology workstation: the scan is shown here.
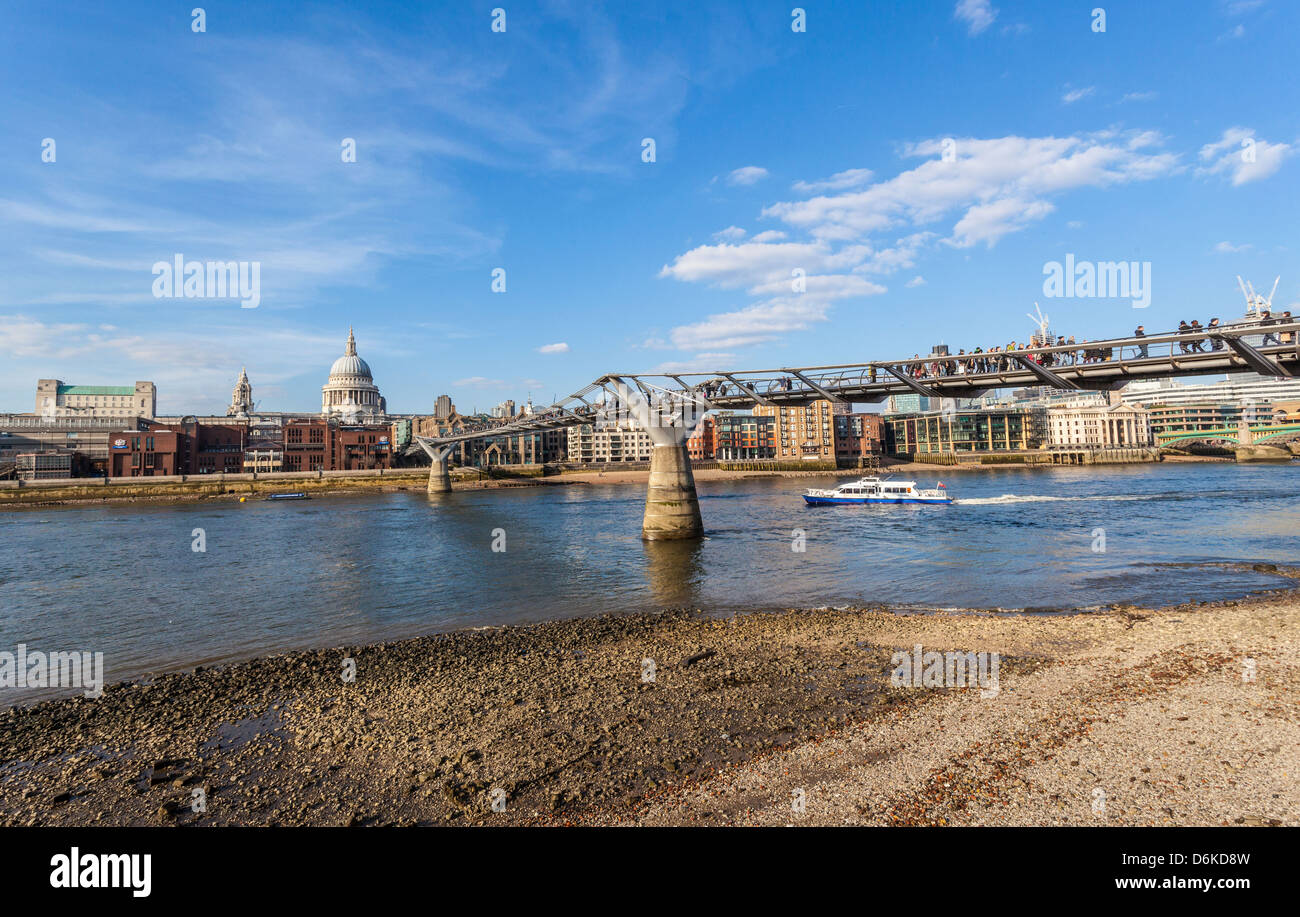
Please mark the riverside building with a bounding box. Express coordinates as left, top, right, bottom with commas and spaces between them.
566, 421, 654, 464
35, 380, 156, 419
714, 412, 776, 461
1045, 401, 1153, 448
885, 407, 1048, 456
756, 399, 844, 461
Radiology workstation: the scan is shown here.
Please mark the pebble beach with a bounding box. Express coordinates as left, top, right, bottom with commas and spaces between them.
1, 566, 1295, 827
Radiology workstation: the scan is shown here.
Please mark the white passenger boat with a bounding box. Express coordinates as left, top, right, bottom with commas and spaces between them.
802, 476, 952, 505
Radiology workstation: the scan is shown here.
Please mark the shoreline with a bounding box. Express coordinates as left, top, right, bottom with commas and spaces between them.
3, 564, 1296, 827
0, 453, 1250, 510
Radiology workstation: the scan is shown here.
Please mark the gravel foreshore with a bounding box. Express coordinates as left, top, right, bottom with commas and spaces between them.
2, 569, 1296, 827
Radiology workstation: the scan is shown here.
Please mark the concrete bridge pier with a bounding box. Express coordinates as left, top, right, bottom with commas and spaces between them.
643, 441, 704, 540
417, 442, 455, 494
427, 456, 451, 493
611, 379, 705, 540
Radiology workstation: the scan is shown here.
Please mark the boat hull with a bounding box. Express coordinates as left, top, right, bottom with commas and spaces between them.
802, 494, 951, 505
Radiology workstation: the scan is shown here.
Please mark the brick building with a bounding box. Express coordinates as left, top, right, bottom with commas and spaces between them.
756, 399, 843, 461
686, 415, 716, 460
833, 412, 885, 465
283, 419, 332, 472
334, 425, 394, 471
108, 428, 184, 476
281, 419, 397, 471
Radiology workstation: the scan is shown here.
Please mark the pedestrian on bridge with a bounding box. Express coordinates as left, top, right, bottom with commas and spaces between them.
1134, 325, 1148, 358
1260, 310, 1280, 346
1189, 320, 1206, 353
1207, 317, 1224, 350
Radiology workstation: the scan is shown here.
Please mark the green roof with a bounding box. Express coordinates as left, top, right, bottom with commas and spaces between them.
57, 385, 135, 396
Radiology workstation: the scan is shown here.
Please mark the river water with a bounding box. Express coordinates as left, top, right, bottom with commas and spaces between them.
2, 462, 1297, 704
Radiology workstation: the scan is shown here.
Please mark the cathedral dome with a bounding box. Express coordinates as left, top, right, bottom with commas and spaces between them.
321, 327, 385, 418
329, 352, 372, 379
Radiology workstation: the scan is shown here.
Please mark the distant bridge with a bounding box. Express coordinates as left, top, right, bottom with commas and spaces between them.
1157, 423, 1300, 446
417, 320, 1300, 539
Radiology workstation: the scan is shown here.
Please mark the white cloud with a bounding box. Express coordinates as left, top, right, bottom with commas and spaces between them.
951, 197, 1055, 248
537, 342, 569, 354
1214, 241, 1251, 253
1198, 127, 1292, 185
660, 239, 872, 289
1062, 86, 1095, 104
954, 0, 997, 35
1120, 91, 1158, 103
453, 376, 507, 387
669, 288, 880, 352
712, 225, 747, 242
792, 168, 874, 194
726, 166, 769, 186
905, 276, 926, 288
853, 232, 935, 274
659, 131, 1180, 351
763, 132, 1179, 247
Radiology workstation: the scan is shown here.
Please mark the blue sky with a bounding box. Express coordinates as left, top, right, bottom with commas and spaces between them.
2, 0, 1297, 415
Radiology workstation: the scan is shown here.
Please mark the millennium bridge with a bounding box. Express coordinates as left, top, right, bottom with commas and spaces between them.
417, 320, 1300, 539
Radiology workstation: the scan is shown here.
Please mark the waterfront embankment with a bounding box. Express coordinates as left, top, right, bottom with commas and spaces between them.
2, 566, 1296, 827
0, 467, 547, 508
2, 452, 1257, 509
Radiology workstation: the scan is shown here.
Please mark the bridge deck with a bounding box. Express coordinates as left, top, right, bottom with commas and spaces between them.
416, 322, 1300, 451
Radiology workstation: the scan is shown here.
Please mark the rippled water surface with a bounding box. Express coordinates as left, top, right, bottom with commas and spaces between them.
2, 462, 1297, 703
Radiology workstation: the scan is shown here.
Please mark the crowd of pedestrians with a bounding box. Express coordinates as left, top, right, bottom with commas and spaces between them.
690, 311, 1299, 396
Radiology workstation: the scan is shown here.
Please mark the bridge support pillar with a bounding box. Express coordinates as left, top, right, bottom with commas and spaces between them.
427, 456, 451, 494
417, 440, 456, 494
642, 442, 703, 540
608, 379, 706, 540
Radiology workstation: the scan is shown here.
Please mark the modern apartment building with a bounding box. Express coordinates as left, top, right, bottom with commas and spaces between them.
756, 399, 844, 461
714, 412, 775, 461
566, 422, 654, 464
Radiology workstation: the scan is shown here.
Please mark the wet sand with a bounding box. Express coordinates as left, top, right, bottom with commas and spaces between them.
2, 565, 1295, 827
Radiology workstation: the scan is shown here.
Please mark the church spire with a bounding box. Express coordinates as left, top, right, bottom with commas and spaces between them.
346, 327, 357, 356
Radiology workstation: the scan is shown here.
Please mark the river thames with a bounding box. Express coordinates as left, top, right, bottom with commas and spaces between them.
2, 461, 1297, 704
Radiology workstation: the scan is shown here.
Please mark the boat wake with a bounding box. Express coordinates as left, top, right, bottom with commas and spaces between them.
954, 493, 1165, 506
